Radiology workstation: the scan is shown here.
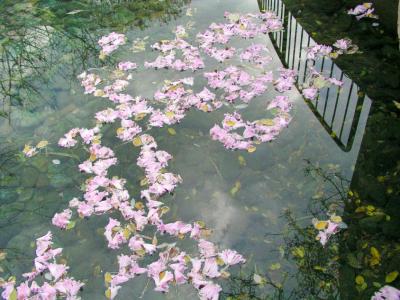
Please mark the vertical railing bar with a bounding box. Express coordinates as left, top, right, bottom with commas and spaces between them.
322, 61, 335, 119
315, 56, 325, 109
330, 71, 345, 126
296, 28, 304, 74
279, 2, 286, 52
291, 20, 298, 70
286, 14, 293, 65
303, 35, 311, 81
339, 81, 355, 139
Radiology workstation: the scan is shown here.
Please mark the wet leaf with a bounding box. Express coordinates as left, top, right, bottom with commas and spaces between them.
132, 137, 142, 147
104, 272, 112, 284
314, 220, 328, 230
9, 289, 17, 300
123, 228, 131, 239
247, 146, 256, 153
238, 155, 246, 166
292, 246, 305, 258
347, 253, 362, 269
355, 275, 365, 285
269, 263, 281, 270
257, 119, 274, 126
66, 220, 76, 230
105, 288, 112, 299
230, 181, 241, 196
253, 273, 266, 285
167, 128, 176, 135
36, 140, 49, 149
385, 271, 399, 283
135, 201, 144, 210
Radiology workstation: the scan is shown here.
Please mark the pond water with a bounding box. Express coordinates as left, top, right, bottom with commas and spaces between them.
0, 0, 399, 299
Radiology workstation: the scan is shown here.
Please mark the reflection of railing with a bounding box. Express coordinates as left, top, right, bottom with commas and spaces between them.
258, 0, 371, 152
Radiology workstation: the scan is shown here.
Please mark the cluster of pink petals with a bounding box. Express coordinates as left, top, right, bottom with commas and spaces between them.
118, 61, 137, 71
204, 66, 273, 103
210, 102, 292, 150
0, 232, 84, 300
197, 12, 282, 62
306, 44, 333, 60
306, 38, 357, 61
150, 77, 223, 126
145, 35, 204, 71
348, 3, 378, 20
98, 32, 126, 55
371, 285, 400, 300
302, 66, 343, 101
240, 44, 272, 66
77, 72, 101, 95
312, 216, 347, 247
52, 209, 72, 229
274, 68, 297, 93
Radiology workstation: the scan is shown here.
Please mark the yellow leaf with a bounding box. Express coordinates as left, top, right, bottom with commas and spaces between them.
355, 275, 365, 285
9, 289, 17, 300
159, 271, 166, 280
167, 128, 176, 135
385, 271, 399, 283
127, 223, 136, 233
36, 140, 49, 149
134, 112, 147, 121
152, 235, 158, 246
122, 228, 131, 239
132, 137, 142, 147
116, 127, 125, 135
165, 111, 175, 119
238, 155, 246, 166
92, 135, 101, 144
230, 181, 241, 196
184, 255, 191, 264
22, 144, 32, 154
216, 257, 225, 266
269, 263, 281, 270
99, 52, 107, 61
135, 201, 144, 210
200, 103, 209, 112
104, 272, 112, 284
159, 206, 170, 216
225, 120, 236, 127
257, 119, 274, 126
292, 246, 305, 258
105, 289, 112, 299
140, 177, 149, 186
89, 153, 97, 162
370, 247, 380, 259
136, 249, 146, 256
314, 220, 328, 230
330, 215, 342, 223
247, 146, 256, 153
94, 89, 105, 97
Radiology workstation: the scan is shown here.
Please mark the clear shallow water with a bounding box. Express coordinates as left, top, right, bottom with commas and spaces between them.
0, 0, 395, 299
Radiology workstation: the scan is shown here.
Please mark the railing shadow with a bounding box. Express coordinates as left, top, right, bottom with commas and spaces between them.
258, 0, 372, 152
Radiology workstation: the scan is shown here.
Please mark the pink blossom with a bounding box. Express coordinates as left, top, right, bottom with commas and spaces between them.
219, 249, 246, 266
52, 209, 72, 229
198, 282, 222, 300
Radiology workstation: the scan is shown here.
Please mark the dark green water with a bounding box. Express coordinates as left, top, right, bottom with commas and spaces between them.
0, 0, 399, 299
